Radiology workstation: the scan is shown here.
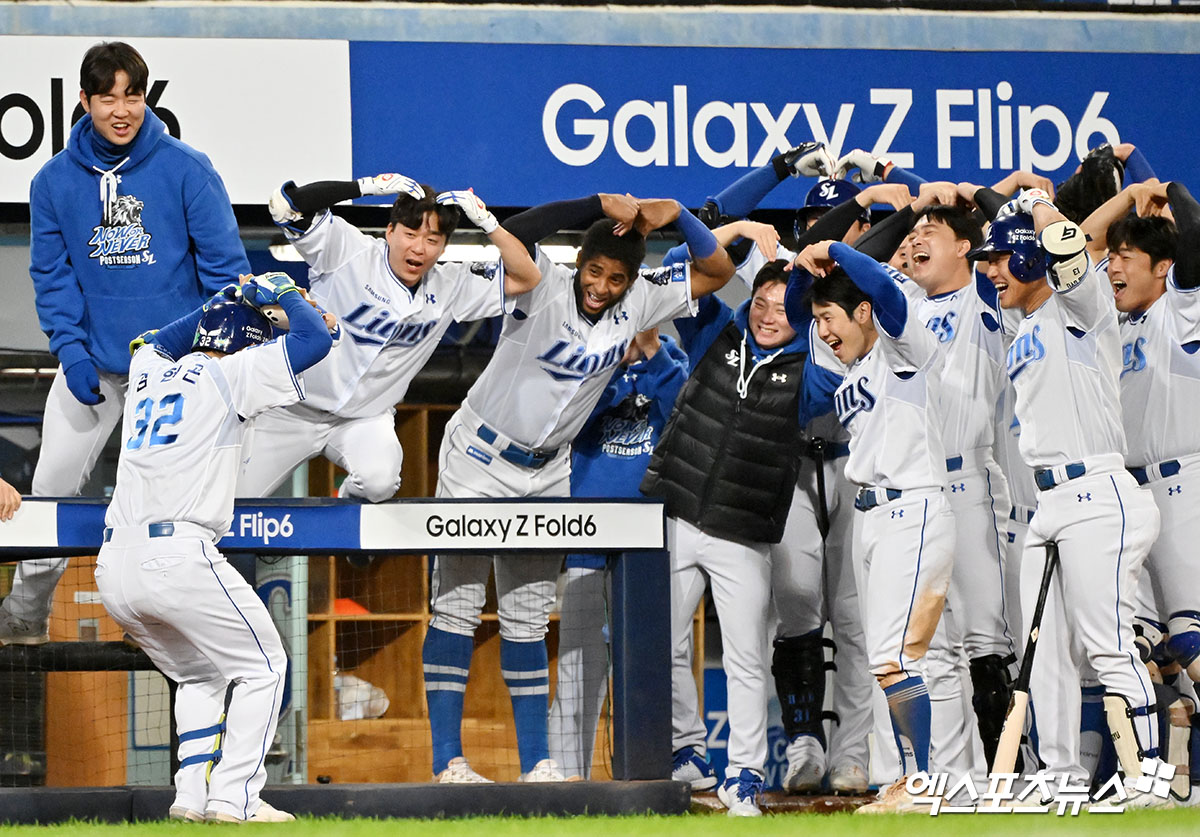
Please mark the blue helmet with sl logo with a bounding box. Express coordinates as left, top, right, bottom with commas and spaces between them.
193, 300, 274, 354
967, 208, 1047, 283
793, 179, 868, 242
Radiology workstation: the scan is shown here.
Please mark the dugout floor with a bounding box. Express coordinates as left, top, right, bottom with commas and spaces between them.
0, 783, 871, 823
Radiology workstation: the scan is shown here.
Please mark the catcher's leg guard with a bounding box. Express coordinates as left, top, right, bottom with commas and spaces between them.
1167, 611, 1200, 682
1153, 683, 1195, 801
968, 653, 1019, 772
1103, 692, 1160, 779
772, 630, 828, 747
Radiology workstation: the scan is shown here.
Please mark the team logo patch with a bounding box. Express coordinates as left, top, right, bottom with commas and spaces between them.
640, 263, 685, 286
89, 189, 155, 268
597, 392, 654, 458
470, 261, 499, 281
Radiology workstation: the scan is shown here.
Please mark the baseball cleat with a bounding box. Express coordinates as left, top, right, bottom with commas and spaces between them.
436, 756, 493, 784
671, 746, 718, 791
854, 775, 930, 814
519, 758, 566, 782
204, 801, 295, 823
782, 735, 825, 794
717, 769, 765, 817
0, 611, 49, 646
167, 805, 204, 822
828, 763, 870, 795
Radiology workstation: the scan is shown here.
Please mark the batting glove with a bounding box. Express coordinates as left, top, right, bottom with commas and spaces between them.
436, 189, 499, 234
357, 173, 425, 200
63, 357, 103, 406
781, 142, 836, 179
242, 272, 300, 309
837, 148, 890, 183
1015, 187, 1056, 216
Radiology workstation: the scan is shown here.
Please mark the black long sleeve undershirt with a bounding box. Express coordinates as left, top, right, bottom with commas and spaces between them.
503, 195, 605, 257
1168, 182, 1200, 290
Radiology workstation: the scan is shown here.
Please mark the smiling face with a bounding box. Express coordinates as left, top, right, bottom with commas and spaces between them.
748, 280, 796, 349
576, 254, 634, 317
908, 216, 972, 295
385, 212, 448, 286
1107, 244, 1169, 314
812, 300, 873, 363
985, 252, 1050, 313
80, 70, 145, 146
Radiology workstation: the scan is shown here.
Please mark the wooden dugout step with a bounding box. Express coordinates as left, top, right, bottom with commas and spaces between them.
0, 781, 690, 824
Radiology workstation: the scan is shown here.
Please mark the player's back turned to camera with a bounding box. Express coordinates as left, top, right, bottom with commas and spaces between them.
0, 41, 248, 646
242, 172, 539, 503
96, 275, 331, 823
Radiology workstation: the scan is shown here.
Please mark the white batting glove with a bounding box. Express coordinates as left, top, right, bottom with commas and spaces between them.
837, 148, 890, 183
1015, 187, 1055, 216
781, 142, 836, 179
436, 189, 499, 234
357, 173, 425, 199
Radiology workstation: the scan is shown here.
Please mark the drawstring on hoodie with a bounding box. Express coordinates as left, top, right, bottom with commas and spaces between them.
93, 158, 129, 225
735, 336, 784, 399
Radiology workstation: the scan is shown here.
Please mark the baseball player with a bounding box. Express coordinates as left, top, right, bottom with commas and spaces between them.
804, 240, 957, 814
0, 41, 248, 645
547, 328, 689, 779
969, 192, 1167, 807
422, 194, 734, 784
95, 272, 332, 822
240, 175, 539, 501
1080, 178, 1200, 799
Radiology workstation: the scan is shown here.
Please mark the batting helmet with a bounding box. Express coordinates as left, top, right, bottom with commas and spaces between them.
193, 300, 274, 354
793, 179, 868, 241
967, 209, 1047, 283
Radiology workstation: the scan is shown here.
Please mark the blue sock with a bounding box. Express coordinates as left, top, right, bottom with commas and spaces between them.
885, 675, 932, 774
423, 626, 474, 775
501, 637, 550, 773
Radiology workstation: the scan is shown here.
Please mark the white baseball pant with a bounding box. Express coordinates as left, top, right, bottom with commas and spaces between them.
548, 565, 610, 778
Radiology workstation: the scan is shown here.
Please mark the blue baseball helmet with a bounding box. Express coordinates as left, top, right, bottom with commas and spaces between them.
193, 300, 274, 354
793, 179, 868, 241
966, 209, 1047, 283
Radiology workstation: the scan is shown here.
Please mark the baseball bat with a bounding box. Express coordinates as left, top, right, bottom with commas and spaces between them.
991, 540, 1059, 776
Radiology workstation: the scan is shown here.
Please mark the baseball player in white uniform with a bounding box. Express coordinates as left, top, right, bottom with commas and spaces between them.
805, 241, 956, 813
1080, 178, 1200, 799
901, 194, 1017, 780
95, 273, 332, 822
971, 191, 1168, 806
422, 195, 734, 784
239, 175, 539, 500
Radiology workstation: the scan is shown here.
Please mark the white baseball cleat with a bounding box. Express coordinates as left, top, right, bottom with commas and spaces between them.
167, 805, 204, 822
205, 801, 295, 823
0, 610, 49, 646
782, 735, 825, 794
717, 769, 765, 817
436, 756, 493, 784
519, 758, 566, 782
828, 763, 870, 795
671, 746, 718, 791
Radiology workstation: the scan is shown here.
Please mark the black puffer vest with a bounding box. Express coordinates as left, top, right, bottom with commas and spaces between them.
641, 322, 805, 545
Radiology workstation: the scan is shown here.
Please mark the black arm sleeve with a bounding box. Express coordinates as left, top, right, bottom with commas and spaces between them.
853, 206, 915, 262
503, 195, 605, 256
283, 180, 363, 215
1168, 182, 1200, 290
794, 198, 865, 251
973, 187, 1008, 222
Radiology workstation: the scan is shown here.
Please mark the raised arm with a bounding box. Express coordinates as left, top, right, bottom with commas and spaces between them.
269, 173, 427, 236
1168, 182, 1200, 290
435, 190, 542, 294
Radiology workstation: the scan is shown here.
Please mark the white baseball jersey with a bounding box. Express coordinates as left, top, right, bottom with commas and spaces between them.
903, 275, 1007, 455
106, 340, 304, 537
1005, 258, 1126, 468
813, 306, 947, 491
1115, 264, 1200, 467
287, 211, 506, 418
463, 248, 696, 452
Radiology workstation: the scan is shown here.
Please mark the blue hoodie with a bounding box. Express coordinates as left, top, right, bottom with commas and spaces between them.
29, 106, 249, 374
